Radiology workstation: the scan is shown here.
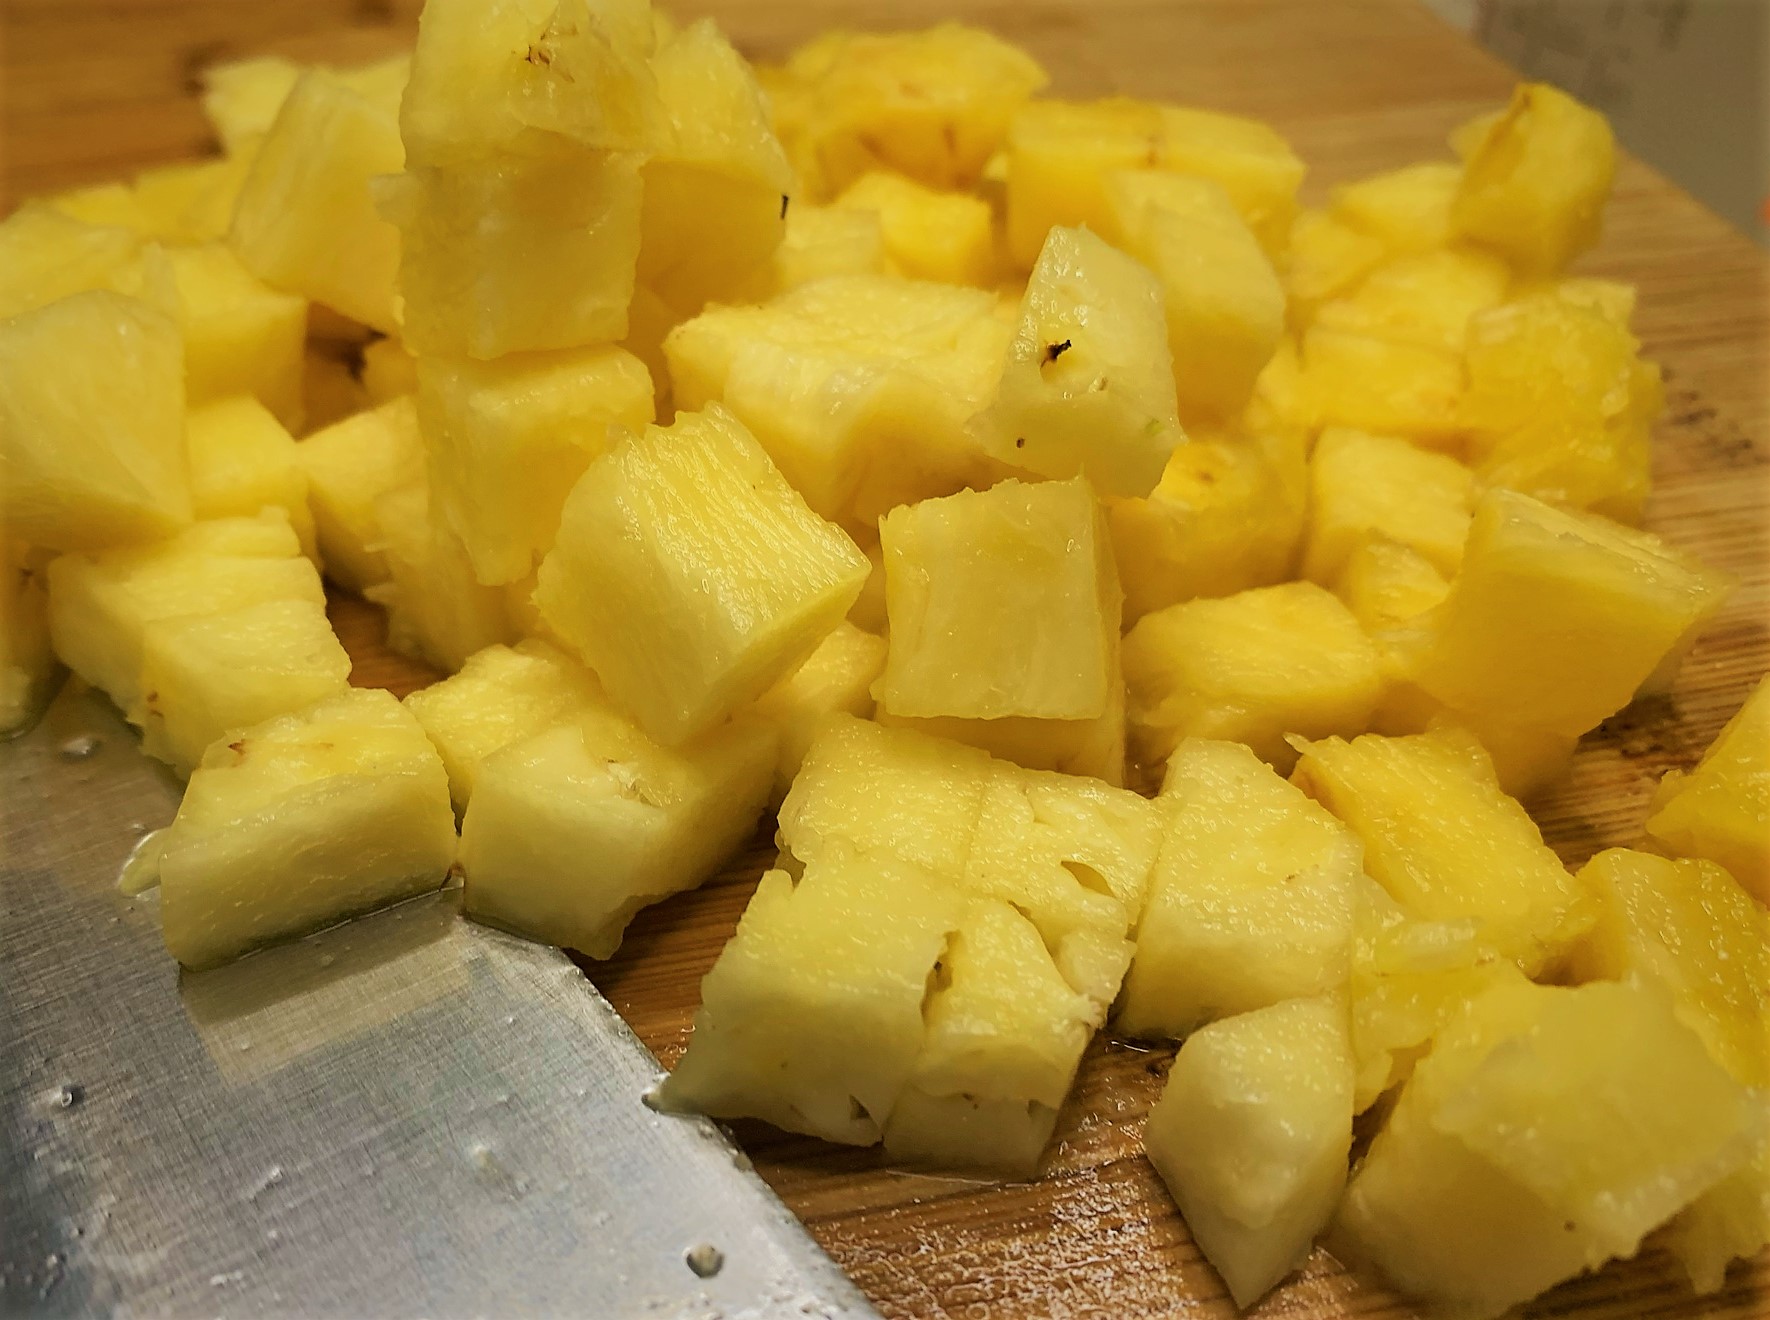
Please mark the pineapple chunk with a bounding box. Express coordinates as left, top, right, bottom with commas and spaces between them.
1103, 170, 1286, 422
1332, 539, 1450, 632
658, 842, 961, 1144
1005, 98, 1303, 266
185, 396, 315, 559
403, 638, 602, 810
1301, 427, 1473, 584
535, 404, 867, 744
417, 345, 654, 585
230, 72, 405, 333
1290, 727, 1586, 975
750, 621, 886, 800
1123, 581, 1382, 773
1297, 322, 1464, 447
157, 688, 457, 969
1389, 489, 1732, 738
1371, 676, 1577, 803
459, 693, 777, 958
367, 484, 516, 673
1313, 247, 1511, 354
833, 172, 995, 287
1283, 207, 1385, 326
1328, 161, 1461, 254
164, 243, 306, 429
360, 336, 417, 404
0, 290, 189, 551
0, 204, 146, 321
976, 225, 1183, 496
1645, 677, 1770, 902
1, 543, 57, 736
1452, 82, 1616, 275
1118, 741, 1359, 1039
1106, 427, 1306, 624
295, 396, 424, 593
52, 157, 254, 246
201, 52, 409, 155
764, 203, 890, 291
1144, 997, 1354, 1308
1336, 978, 1754, 1318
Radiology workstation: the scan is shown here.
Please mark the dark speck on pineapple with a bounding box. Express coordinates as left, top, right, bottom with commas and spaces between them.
1042, 339, 1072, 365
1014, 437, 1027, 449
780, 194, 790, 220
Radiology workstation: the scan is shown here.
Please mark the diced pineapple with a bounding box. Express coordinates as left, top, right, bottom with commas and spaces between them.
200, 55, 302, 153
360, 336, 417, 404
1645, 678, 1770, 902
833, 172, 995, 287
975, 226, 1182, 496
1336, 978, 1755, 1318
1332, 539, 1450, 633
402, 638, 599, 810
185, 396, 315, 559
1290, 727, 1586, 975
230, 72, 405, 333
1301, 428, 1473, 584
536, 404, 867, 744
157, 687, 457, 969
750, 621, 886, 800
1, 543, 57, 736
1388, 489, 1732, 738
0, 204, 146, 321
764, 203, 890, 292
164, 243, 306, 428
1106, 427, 1306, 624
1297, 322, 1464, 447
658, 841, 962, 1144
366, 484, 515, 674
1328, 161, 1461, 254
0, 290, 190, 551
1548, 274, 1637, 325
131, 156, 255, 242
417, 345, 654, 585
1144, 997, 1354, 1308
1103, 170, 1286, 422
459, 692, 777, 958
295, 396, 425, 594
1313, 247, 1511, 354
1005, 98, 1304, 266
1370, 677, 1577, 803
1452, 83, 1616, 275
1117, 741, 1359, 1039
1283, 208, 1385, 327
1124, 581, 1382, 774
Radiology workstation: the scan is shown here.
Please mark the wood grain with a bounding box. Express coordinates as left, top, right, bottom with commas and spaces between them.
8, 1, 1768, 1316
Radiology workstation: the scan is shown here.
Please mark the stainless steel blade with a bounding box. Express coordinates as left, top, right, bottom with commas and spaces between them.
1, 683, 878, 1319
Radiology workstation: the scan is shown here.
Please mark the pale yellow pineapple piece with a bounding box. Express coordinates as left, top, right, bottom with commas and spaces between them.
1452, 82, 1616, 275
536, 404, 867, 744
1547, 274, 1637, 325
231, 71, 404, 333
1645, 677, 1770, 902
0, 205, 146, 321
459, 693, 777, 958
1103, 169, 1286, 422
1328, 161, 1461, 254
1283, 207, 1385, 327
52, 156, 253, 245
1124, 581, 1382, 773
157, 687, 456, 969
976, 225, 1182, 497
417, 345, 654, 585
1, 543, 57, 737
1370, 677, 1577, 804
367, 484, 515, 674
1290, 727, 1586, 975
1301, 427, 1473, 585
833, 172, 995, 287
1145, 997, 1354, 1308
750, 621, 886, 800
165, 243, 306, 429
1313, 246, 1511, 354
1332, 539, 1450, 633
295, 396, 425, 594
200, 55, 302, 154
764, 203, 890, 292
360, 336, 417, 404
1296, 321, 1465, 448
185, 396, 315, 559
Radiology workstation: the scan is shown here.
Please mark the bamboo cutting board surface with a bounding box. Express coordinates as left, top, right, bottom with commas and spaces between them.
6, 1, 1767, 1316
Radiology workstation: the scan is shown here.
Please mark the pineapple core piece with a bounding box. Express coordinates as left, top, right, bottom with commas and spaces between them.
295, 395, 425, 594
1123, 581, 1383, 774
1389, 488, 1732, 739
750, 621, 887, 800
158, 687, 457, 969
184, 396, 315, 560
976, 225, 1184, 497
1301, 427, 1474, 586
0, 290, 190, 552
536, 403, 867, 745
1291, 727, 1585, 976
416, 345, 655, 586
1645, 676, 1770, 902
1117, 741, 1359, 1040
164, 243, 306, 430
1144, 996, 1355, 1309
832, 171, 996, 288
1, 543, 56, 736
1336, 978, 1755, 1318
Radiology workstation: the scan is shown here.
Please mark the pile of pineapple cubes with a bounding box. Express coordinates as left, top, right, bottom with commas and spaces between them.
0, 1, 1765, 1313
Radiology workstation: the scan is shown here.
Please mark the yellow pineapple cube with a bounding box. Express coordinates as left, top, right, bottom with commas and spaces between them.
1290, 727, 1585, 974
417, 345, 654, 585
1301, 427, 1473, 585
1328, 161, 1461, 254
157, 687, 457, 969
1297, 323, 1465, 447
230, 71, 405, 333
1452, 82, 1616, 275
763, 203, 890, 292
1145, 997, 1353, 1308
1370, 676, 1577, 803
536, 404, 867, 744
1118, 740, 1359, 1039
0, 289, 190, 551
0, 204, 146, 321
367, 484, 515, 673
1124, 581, 1382, 773
1104, 169, 1286, 422
1644, 676, 1770, 904
1332, 539, 1450, 632
295, 396, 424, 594
976, 225, 1183, 496
131, 156, 255, 242
1313, 246, 1511, 354
1, 543, 57, 736
1283, 207, 1385, 327
1389, 489, 1732, 738
164, 243, 306, 429
1336, 978, 1755, 1317
201, 52, 409, 156
459, 690, 777, 959
833, 172, 995, 287
185, 396, 315, 559
360, 335, 417, 404
750, 621, 886, 800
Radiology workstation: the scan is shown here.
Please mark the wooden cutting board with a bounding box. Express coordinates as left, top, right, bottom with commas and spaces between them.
8, 1, 1767, 1316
